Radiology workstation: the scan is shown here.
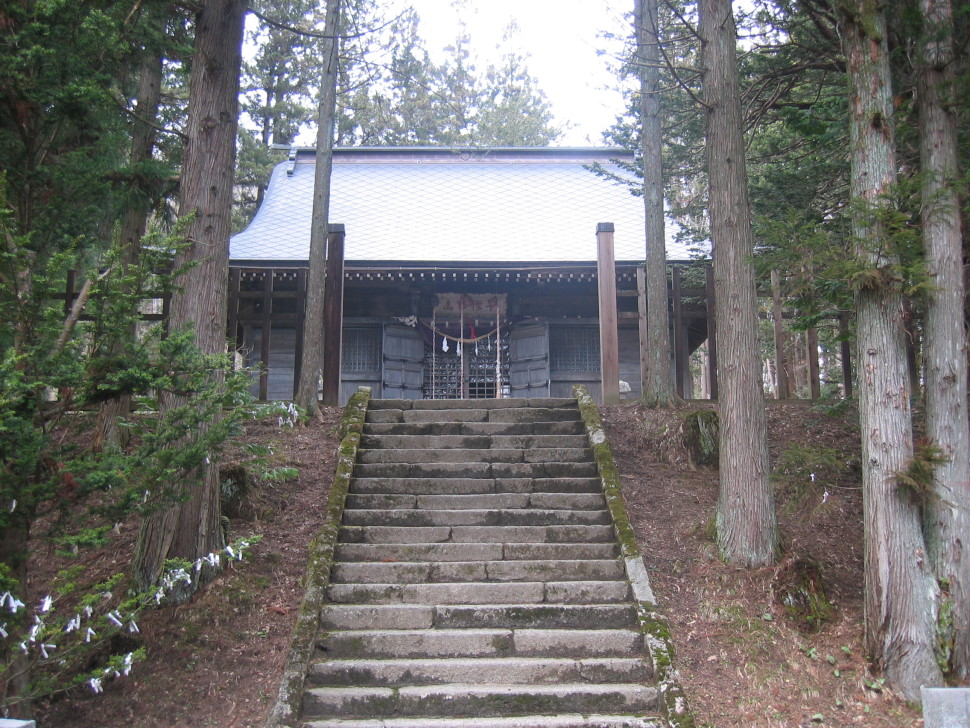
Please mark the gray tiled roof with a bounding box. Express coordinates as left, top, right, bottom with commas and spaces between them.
230, 147, 690, 263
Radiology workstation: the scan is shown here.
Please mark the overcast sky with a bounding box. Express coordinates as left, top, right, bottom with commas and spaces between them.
397, 0, 632, 145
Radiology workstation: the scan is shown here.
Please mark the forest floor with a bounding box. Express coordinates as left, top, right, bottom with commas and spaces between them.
28, 399, 941, 727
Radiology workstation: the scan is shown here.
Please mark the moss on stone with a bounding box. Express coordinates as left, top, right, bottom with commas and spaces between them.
265, 386, 371, 728
573, 384, 697, 728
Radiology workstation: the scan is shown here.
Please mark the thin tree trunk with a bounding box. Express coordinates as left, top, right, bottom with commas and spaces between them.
838, 0, 944, 699
699, 0, 776, 567
918, 0, 970, 678
94, 53, 163, 451
636, 0, 676, 406
131, 0, 246, 591
295, 0, 340, 416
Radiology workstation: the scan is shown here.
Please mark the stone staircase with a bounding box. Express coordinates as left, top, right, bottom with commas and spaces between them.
301, 397, 667, 728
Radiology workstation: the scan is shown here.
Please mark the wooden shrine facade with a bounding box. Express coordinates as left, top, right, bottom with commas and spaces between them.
228, 254, 713, 406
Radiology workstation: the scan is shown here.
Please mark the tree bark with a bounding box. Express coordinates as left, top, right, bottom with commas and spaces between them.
917, 0, 970, 678
131, 0, 246, 591
837, 0, 944, 699
94, 53, 164, 451
636, 0, 677, 407
294, 0, 340, 416
699, 0, 776, 566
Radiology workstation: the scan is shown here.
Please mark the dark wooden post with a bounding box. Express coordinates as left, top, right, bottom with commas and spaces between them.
671, 266, 689, 397
596, 223, 620, 405
293, 268, 307, 399
807, 326, 821, 399
227, 268, 241, 352
770, 269, 790, 399
705, 264, 718, 399
321, 224, 345, 406
258, 270, 273, 400
839, 312, 853, 398
64, 270, 76, 316
636, 266, 649, 397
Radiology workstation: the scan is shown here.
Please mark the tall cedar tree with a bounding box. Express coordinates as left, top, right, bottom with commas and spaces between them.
294, 0, 340, 415
636, 0, 677, 406
917, 0, 970, 678
699, 0, 776, 565
131, 0, 247, 591
836, 0, 944, 699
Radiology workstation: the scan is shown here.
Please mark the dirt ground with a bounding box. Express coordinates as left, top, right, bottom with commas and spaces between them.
27, 399, 941, 727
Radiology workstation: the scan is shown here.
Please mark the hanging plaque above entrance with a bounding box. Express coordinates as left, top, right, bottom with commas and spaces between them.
434, 293, 507, 320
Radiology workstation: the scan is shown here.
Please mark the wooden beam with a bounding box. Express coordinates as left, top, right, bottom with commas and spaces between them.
637, 266, 649, 397
227, 267, 241, 351
596, 223, 620, 405
321, 224, 345, 406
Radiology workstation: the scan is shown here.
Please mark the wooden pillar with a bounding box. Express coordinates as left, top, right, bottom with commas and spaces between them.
293, 268, 307, 399
671, 266, 689, 398
807, 326, 821, 399
636, 266, 649, 397
705, 264, 718, 399
839, 312, 853, 398
227, 267, 241, 351
258, 270, 273, 401
596, 223, 620, 405
321, 224, 345, 406
770, 269, 790, 399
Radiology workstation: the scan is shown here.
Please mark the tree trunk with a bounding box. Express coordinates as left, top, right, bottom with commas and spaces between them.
131, 0, 246, 591
918, 0, 970, 678
93, 53, 164, 451
294, 0, 340, 416
699, 0, 776, 566
838, 0, 944, 699
636, 0, 676, 407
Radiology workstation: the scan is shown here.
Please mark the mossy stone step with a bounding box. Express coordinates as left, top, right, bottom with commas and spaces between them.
349, 477, 603, 495
306, 656, 653, 687
352, 461, 599, 479
330, 558, 624, 584
319, 604, 639, 631
303, 715, 665, 728
333, 542, 618, 563
341, 508, 611, 528
302, 683, 658, 720
324, 580, 632, 606
337, 524, 617, 544
344, 493, 606, 511
363, 420, 586, 436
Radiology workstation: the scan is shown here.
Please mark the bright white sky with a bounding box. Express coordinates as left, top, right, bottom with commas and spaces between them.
394, 0, 632, 145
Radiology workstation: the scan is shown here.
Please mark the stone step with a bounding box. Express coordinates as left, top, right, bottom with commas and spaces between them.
350, 477, 602, 495
330, 559, 625, 584
334, 542, 619, 563
363, 421, 587, 436
356, 448, 594, 465
338, 525, 617, 544
353, 462, 600, 479
359, 434, 590, 450
325, 581, 632, 605
305, 715, 664, 728
341, 509, 612, 528
317, 628, 645, 660
365, 408, 581, 425
302, 683, 657, 720
320, 604, 639, 631
345, 493, 606, 511
307, 656, 652, 687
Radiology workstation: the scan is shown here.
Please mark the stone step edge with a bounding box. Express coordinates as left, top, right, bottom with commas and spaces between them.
304, 714, 667, 728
